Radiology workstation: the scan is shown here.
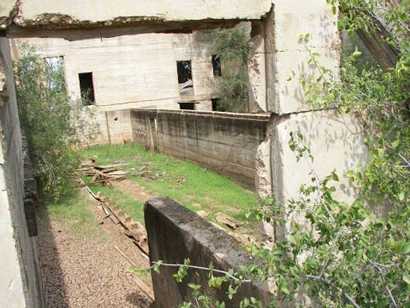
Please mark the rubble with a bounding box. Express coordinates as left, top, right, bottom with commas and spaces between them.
79, 160, 128, 185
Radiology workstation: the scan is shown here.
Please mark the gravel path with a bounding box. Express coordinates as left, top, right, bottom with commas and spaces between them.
37, 197, 153, 308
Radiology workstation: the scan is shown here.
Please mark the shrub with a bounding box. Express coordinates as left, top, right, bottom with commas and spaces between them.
15, 46, 79, 200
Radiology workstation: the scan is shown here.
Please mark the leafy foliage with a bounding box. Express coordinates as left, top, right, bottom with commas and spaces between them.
209, 26, 251, 112
15, 46, 79, 200
247, 1, 410, 306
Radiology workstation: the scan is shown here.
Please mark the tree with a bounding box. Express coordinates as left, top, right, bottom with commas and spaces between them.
15, 46, 79, 200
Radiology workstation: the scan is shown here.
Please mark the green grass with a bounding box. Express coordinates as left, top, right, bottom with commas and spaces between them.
45, 191, 99, 236
81, 143, 259, 228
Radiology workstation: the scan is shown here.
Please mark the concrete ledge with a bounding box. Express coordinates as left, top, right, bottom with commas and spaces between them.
145, 197, 272, 307
132, 109, 272, 122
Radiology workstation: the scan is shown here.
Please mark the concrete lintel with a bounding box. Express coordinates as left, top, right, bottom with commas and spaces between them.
2, 0, 273, 33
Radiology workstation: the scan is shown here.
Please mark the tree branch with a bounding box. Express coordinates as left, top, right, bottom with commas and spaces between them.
150, 261, 251, 283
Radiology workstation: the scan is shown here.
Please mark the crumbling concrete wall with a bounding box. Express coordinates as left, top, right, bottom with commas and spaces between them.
0, 37, 43, 308
132, 109, 271, 189
145, 197, 273, 307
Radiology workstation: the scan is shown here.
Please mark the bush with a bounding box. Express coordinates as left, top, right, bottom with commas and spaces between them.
15, 46, 79, 200
209, 26, 251, 112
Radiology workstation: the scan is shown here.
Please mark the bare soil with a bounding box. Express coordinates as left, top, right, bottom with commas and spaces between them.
37, 195, 154, 308
112, 179, 153, 203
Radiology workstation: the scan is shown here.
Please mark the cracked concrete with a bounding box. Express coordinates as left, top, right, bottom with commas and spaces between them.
1, 0, 273, 31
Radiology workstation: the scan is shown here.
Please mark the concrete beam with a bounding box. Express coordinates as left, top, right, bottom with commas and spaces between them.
2, 0, 273, 33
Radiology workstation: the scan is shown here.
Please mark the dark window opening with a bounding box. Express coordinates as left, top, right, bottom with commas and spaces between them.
177, 60, 193, 96
79, 72, 95, 105
179, 102, 195, 110
212, 98, 225, 112
212, 55, 222, 77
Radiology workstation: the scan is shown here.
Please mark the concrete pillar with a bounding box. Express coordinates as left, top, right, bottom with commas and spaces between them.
248, 21, 267, 112
0, 38, 43, 308
264, 0, 367, 240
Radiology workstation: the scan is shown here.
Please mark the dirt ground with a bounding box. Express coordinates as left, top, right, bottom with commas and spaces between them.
37, 195, 154, 308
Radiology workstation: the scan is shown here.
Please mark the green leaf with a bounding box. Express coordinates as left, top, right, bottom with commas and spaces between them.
402, 243, 410, 254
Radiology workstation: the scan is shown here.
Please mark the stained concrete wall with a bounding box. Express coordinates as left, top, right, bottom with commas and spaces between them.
13, 25, 267, 146
13, 31, 219, 112
145, 197, 273, 307
131, 109, 271, 189
270, 0, 341, 115
0, 37, 43, 308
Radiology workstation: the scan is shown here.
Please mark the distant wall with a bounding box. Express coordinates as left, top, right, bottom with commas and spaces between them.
0, 38, 43, 308
145, 197, 273, 307
12, 31, 219, 111
131, 109, 271, 189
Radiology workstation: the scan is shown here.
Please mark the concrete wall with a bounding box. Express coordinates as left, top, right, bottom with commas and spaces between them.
131, 109, 271, 189
270, 0, 340, 115
0, 38, 43, 308
12, 25, 265, 146
13, 31, 219, 112
145, 197, 273, 307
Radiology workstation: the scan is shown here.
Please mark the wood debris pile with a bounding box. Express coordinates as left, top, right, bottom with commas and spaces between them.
215, 213, 241, 230
80, 160, 128, 185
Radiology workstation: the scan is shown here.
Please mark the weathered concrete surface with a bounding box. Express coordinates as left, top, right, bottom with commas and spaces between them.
1, 0, 272, 31
271, 110, 368, 238
13, 31, 217, 111
145, 197, 273, 307
13, 29, 226, 145
132, 109, 271, 189
105, 110, 133, 144
0, 37, 43, 308
248, 21, 267, 112
0, 0, 15, 29
271, 0, 341, 114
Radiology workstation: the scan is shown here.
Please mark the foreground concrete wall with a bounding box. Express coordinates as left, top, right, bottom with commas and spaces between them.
131, 109, 271, 189
0, 38, 43, 308
271, 111, 368, 238
145, 197, 273, 307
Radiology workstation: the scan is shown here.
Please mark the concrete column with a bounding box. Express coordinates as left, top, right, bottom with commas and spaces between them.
264, 0, 367, 240
0, 38, 43, 308
248, 21, 267, 113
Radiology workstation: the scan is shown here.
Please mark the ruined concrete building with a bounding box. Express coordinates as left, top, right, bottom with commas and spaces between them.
0, 1, 367, 307
11, 21, 266, 144
14, 31, 227, 111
